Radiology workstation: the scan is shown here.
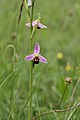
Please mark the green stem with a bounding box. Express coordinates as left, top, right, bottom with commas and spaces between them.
33, 102, 80, 120
65, 78, 80, 120
7, 45, 16, 119
8, 64, 15, 119
57, 84, 67, 109
0, 68, 18, 89
28, 1, 35, 120
24, 0, 30, 18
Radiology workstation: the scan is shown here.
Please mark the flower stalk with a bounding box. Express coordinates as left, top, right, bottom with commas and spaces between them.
65, 78, 80, 120
57, 84, 68, 109
25, 1, 47, 119
28, 0, 34, 120
7, 45, 18, 118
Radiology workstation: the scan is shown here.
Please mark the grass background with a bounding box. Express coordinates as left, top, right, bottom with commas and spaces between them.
0, 0, 80, 119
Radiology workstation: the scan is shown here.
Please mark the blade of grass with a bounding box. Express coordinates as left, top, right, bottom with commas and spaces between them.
75, 109, 80, 120
18, 88, 35, 118
35, 93, 42, 120
0, 67, 18, 89
65, 78, 80, 120
67, 101, 77, 120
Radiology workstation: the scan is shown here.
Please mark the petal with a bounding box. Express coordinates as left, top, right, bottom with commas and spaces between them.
34, 43, 40, 54
28, 0, 32, 7
38, 22, 47, 28
26, 23, 30, 27
25, 54, 34, 60
32, 20, 38, 26
39, 54, 48, 63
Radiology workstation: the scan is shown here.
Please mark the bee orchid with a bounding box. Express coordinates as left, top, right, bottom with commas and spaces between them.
25, 43, 47, 64
26, 20, 47, 29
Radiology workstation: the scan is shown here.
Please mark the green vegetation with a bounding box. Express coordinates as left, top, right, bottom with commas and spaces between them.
0, 0, 80, 119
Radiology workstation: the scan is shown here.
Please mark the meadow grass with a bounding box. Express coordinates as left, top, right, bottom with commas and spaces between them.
0, 0, 80, 119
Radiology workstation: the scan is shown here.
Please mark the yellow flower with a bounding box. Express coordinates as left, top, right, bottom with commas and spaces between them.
65, 63, 71, 71
57, 52, 64, 59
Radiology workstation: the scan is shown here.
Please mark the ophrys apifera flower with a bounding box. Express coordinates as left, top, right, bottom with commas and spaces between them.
25, 43, 47, 64
26, 20, 47, 29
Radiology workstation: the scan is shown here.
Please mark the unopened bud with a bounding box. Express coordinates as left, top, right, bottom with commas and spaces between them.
28, 0, 32, 7
65, 77, 72, 84
11, 32, 17, 40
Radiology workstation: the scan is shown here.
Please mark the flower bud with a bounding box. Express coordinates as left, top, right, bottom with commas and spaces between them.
65, 77, 72, 84
28, 0, 32, 7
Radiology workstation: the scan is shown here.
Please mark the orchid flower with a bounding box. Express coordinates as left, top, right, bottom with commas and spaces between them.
25, 43, 47, 64
26, 20, 47, 29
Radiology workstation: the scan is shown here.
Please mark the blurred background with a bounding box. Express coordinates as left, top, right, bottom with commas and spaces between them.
0, 0, 80, 119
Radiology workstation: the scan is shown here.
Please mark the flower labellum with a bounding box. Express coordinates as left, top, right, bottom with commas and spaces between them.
26, 20, 47, 29
25, 43, 47, 64
28, 0, 32, 7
